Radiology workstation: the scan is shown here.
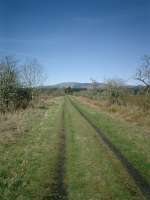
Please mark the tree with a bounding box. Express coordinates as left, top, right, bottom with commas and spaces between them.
20, 59, 43, 88
64, 87, 73, 94
20, 59, 45, 101
0, 56, 19, 111
135, 55, 150, 94
105, 79, 125, 105
0, 56, 41, 112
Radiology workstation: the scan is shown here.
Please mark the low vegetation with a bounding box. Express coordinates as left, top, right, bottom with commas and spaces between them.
0, 97, 64, 199
72, 97, 150, 185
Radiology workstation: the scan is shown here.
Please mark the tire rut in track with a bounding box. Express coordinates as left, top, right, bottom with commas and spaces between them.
69, 97, 150, 200
43, 104, 68, 200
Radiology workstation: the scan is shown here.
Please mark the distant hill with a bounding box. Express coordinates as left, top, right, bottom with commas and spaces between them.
40, 82, 139, 90
49, 82, 105, 89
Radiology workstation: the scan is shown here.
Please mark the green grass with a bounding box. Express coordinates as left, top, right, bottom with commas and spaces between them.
0, 97, 64, 200
72, 96, 150, 185
0, 95, 148, 199
65, 97, 144, 200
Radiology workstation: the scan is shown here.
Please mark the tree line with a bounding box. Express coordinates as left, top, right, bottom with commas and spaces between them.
1, 54, 150, 113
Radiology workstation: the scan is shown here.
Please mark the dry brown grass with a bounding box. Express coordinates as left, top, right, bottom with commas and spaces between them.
0, 95, 58, 145
0, 110, 30, 144
75, 96, 150, 131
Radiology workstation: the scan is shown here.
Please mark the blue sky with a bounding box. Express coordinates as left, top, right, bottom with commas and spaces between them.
0, 0, 150, 85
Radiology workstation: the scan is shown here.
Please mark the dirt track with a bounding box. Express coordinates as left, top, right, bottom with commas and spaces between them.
69, 97, 150, 200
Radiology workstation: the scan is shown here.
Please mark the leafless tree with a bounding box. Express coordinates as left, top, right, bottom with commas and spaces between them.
19, 58, 46, 104
104, 79, 125, 105
135, 55, 150, 94
20, 59, 43, 88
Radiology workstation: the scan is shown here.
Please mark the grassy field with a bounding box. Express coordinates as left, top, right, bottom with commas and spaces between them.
0, 95, 149, 199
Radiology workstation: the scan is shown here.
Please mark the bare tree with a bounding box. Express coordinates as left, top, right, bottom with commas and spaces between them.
20, 59, 44, 88
19, 58, 46, 103
105, 79, 125, 105
135, 55, 150, 94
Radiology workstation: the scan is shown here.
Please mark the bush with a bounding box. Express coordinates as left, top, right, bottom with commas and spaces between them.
14, 88, 32, 109
0, 56, 33, 112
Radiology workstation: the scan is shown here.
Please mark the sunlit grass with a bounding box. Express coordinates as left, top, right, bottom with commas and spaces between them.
0, 97, 64, 200
65, 98, 144, 200
73, 96, 150, 185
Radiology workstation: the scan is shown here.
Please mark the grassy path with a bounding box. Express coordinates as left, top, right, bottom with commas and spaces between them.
69, 97, 150, 200
72, 96, 150, 183
65, 97, 145, 200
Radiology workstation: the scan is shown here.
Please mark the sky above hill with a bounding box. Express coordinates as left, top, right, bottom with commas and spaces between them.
0, 0, 150, 85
